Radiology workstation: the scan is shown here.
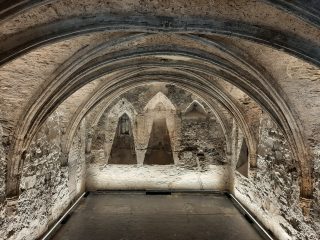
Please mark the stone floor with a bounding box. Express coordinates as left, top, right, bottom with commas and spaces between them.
51, 192, 264, 240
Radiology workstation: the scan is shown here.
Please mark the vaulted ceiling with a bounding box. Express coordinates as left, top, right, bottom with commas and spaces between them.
0, 1, 319, 209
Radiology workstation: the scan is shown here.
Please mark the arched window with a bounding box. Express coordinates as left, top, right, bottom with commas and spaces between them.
119, 113, 130, 135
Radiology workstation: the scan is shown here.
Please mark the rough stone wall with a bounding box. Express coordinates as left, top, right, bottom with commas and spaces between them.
180, 114, 226, 169
0, 119, 7, 239
68, 120, 87, 201
87, 83, 229, 190
86, 165, 230, 191
0, 111, 87, 240
310, 127, 320, 238
90, 84, 227, 166
0, 120, 7, 201
234, 113, 320, 240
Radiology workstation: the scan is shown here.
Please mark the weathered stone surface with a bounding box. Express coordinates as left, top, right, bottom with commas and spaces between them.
0, 121, 6, 202
234, 113, 320, 240
87, 83, 228, 189
90, 83, 226, 165
86, 164, 230, 191
1, 0, 319, 44
0, 111, 86, 240
0, 2, 319, 240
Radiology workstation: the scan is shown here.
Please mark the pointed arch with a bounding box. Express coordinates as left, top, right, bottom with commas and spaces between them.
108, 112, 137, 164
107, 98, 137, 120
184, 100, 207, 119
142, 91, 177, 164
101, 98, 138, 164
117, 113, 131, 136
144, 92, 176, 111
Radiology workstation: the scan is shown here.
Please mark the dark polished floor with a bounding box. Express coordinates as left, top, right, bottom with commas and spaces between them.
51, 192, 264, 240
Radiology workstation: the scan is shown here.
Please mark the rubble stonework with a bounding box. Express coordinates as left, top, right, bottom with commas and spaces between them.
0, 112, 86, 240
88, 84, 228, 190
234, 113, 320, 240
0, 1, 319, 240
90, 84, 227, 167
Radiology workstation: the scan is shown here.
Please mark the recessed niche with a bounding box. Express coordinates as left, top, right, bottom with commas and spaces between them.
236, 139, 249, 177
108, 113, 137, 164
144, 117, 174, 165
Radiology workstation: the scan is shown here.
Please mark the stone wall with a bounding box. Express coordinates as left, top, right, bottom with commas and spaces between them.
0, 118, 7, 238
87, 83, 229, 191
309, 125, 320, 238
0, 111, 87, 240
180, 113, 227, 169
68, 120, 87, 201
0, 2, 319, 239
86, 165, 230, 191
91, 84, 227, 165
234, 113, 320, 240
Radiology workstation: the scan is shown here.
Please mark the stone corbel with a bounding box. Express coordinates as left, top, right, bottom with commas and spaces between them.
299, 197, 312, 217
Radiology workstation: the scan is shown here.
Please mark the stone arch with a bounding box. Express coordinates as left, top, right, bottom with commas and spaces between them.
5, 48, 312, 207
142, 92, 177, 164
2, 1, 318, 30
108, 113, 137, 165
0, 15, 319, 67
62, 67, 256, 170
67, 79, 234, 167
98, 98, 137, 164
184, 100, 207, 120
144, 92, 176, 112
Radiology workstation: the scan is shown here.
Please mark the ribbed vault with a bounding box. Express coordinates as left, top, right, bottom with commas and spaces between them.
6, 44, 313, 202
0, 1, 319, 239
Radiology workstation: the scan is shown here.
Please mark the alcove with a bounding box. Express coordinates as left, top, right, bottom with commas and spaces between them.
144, 117, 174, 165
108, 113, 137, 164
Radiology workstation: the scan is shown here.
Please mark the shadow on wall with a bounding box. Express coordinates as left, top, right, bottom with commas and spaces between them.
236, 139, 249, 177
108, 113, 137, 164
102, 90, 227, 168
144, 117, 174, 165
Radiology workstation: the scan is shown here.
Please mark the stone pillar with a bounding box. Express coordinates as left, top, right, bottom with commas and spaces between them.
6, 174, 20, 200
